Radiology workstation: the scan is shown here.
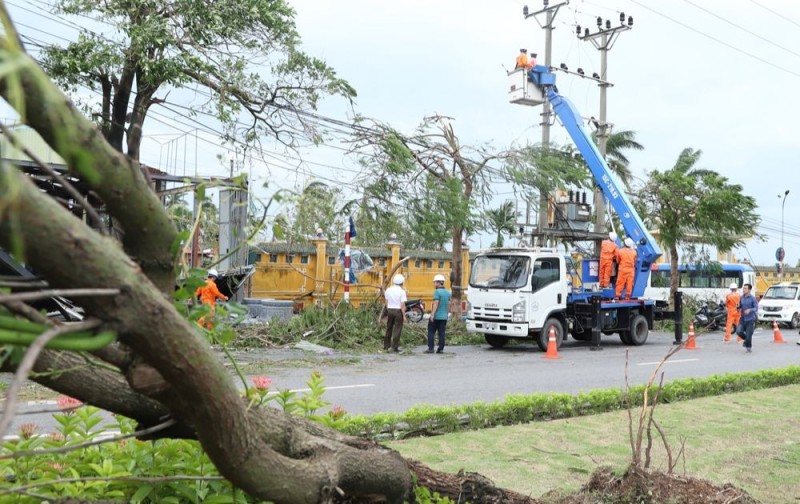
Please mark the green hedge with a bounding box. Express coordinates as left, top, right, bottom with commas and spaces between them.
339, 365, 800, 439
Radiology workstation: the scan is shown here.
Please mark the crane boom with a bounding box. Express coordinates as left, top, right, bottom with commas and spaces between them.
529, 65, 662, 297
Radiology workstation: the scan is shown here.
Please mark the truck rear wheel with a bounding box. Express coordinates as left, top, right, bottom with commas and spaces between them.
629, 315, 649, 345
485, 334, 509, 348
537, 317, 564, 352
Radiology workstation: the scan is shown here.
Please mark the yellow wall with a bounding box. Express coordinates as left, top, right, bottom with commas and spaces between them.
754, 267, 800, 297
248, 240, 471, 311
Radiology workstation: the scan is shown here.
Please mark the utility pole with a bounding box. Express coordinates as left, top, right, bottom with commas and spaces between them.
523, 1, 568, 246
577, 12, 633, 243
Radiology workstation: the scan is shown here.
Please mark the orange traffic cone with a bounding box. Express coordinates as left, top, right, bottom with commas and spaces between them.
772, 321, 786, 343
685, 321, 697, 350
544, 326, 561, 359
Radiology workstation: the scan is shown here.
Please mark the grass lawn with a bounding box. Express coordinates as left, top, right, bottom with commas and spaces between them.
389, 384, 800, 502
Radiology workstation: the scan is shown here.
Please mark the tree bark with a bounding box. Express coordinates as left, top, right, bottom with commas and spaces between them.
0, 166, 410, 503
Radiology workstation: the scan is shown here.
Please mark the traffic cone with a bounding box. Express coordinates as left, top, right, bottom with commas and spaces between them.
685, 321, 697, 350
772, 321, 786, 343
544, 326, 561, 359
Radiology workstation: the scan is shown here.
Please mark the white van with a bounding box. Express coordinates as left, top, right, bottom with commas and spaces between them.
757, 282, 800, 328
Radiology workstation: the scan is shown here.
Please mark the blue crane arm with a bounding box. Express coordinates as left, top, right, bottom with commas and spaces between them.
528, 66, 662, 297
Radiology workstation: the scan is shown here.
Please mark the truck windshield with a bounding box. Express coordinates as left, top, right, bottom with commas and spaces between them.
469, 255, 530, 289
763, 286, 798, 300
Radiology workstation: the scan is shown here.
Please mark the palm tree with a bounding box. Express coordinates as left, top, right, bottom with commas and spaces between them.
483, 201, 518, 247
593, 130, 643, 190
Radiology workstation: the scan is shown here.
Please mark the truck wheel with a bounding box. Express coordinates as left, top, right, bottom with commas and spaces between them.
485, 334, 509, 348
791, 313, 800, 329
628, 315, 649, 346
537, 318, 564, 352
619, 331, 633, 345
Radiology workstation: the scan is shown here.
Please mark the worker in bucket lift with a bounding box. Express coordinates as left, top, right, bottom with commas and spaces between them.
195, 269, 228, 329
615, 238, 637, 300
528, 52, 537, 69
515, 48, 529, 70
599, 231, 618, 289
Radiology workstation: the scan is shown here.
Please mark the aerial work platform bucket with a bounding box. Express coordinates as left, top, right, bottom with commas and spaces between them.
507, 68, 544, 106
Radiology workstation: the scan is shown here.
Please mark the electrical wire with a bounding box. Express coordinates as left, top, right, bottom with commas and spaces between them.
747, 0, 800, 31
629, 0, 800, 79
680, 0, 800, 60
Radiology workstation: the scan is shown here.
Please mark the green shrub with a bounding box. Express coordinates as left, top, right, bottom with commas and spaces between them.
338, 366, 800, 439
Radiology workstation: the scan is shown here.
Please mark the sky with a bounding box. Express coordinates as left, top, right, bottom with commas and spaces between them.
4, 0, 800, 266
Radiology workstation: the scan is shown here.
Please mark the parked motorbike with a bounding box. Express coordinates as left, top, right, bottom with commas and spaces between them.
694, 301, 728, 331
405, 299, 425, 323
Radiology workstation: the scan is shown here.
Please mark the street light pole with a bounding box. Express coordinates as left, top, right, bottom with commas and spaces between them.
781, 189, 790, 279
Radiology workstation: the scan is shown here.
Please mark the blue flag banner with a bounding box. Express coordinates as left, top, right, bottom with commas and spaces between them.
349, 216, 357, 238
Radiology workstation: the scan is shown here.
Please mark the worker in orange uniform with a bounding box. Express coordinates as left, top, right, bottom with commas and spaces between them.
599, 231, 619, 288
528, 52, 537, 69
724, 282, 741, 343
515, 48, 529, 69
195, 269, 228, 329
615, 238, 637, 300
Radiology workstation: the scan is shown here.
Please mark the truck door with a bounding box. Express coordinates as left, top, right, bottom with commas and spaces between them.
529, 256, 568, 330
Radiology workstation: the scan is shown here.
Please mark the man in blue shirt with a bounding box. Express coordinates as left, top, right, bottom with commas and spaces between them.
425, 274, 451, 354
737, 283, 758, 352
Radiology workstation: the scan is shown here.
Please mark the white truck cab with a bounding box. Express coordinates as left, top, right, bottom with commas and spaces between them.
757, 282, 800, 328
466, 248, 571, 350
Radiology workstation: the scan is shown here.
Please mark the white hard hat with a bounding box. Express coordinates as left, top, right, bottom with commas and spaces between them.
433, 274, 446, 283
609, 231, 617, 241
393, 274, 405, 285
624, 238, 634, 248
208, 269, 219, 277
730, 283, 738, 290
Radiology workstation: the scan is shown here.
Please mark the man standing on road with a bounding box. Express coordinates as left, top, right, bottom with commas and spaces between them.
737, 283, 758, 352
724, 283, 741, 343
383, 274, 407, 353
425, 274, 451, 354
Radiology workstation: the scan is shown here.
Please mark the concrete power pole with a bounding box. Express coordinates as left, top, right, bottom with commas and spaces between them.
524, 1, 568, 246
577, 13, 633, 243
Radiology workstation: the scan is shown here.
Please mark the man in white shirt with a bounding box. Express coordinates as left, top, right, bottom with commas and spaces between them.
384, 274, 407, 352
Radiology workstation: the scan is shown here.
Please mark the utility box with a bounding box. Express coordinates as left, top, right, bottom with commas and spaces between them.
508, 69, 544, 106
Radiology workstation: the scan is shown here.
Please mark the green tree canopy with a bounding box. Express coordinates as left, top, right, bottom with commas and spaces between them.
641, 148, 761, 301
592, 129, 644, 190
351, 115, 500, 310
40, 0, 355, 159
482, 201, 518, 248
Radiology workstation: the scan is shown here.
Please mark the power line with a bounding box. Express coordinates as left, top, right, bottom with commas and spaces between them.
629, 0, 800, 79
747, 0, 800, 31
681, 0, 800, 60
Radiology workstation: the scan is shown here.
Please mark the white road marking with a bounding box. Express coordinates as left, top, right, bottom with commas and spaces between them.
265, 383, 376, 396
636, 358, 700, 366
290, 383, 375, 393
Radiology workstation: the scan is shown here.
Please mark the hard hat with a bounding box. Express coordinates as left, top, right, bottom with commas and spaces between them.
609, 231, 617, 241
393, 274, 405, 285
531, 52, 538, 57
520, 48, 527, 52
730, 283, 738, 290
624, 238, 634, 248
208, 268, 219, 278
433, 274, 446, 283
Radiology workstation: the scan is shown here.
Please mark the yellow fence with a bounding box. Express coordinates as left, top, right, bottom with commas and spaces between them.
246, 239, 471, 310
755, 267, 800, 297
